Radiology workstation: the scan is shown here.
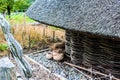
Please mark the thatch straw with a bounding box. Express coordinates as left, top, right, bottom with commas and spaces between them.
27, 0, 120, 38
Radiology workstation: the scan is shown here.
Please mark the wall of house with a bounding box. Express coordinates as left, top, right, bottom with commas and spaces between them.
65, 30, 120, 79
65, 30, 71, 57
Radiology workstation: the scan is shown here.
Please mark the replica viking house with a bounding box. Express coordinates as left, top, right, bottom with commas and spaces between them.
27, 0, 120, 79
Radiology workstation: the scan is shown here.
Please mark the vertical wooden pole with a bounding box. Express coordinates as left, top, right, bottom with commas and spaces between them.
28, 34, 31, 49
22, 31, 24, 47
24, 13, 26, 27
52, 31, 55, 42
43, 28, 46, 40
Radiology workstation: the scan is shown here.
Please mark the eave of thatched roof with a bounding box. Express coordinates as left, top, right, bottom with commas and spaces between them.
26, 0, 120, 38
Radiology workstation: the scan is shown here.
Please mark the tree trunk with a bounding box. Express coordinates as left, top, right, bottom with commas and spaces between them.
7, 6, 11, 18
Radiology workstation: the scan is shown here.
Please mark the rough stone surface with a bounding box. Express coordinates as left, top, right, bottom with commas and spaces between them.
0, 57, 17, 80
27, 51, 89, 80
0, 57, 15, 68
27, 0, 120, 38
11, 55, 66, 80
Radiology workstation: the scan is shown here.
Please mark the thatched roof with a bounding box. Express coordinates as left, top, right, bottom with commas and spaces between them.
27, 0, 120, 38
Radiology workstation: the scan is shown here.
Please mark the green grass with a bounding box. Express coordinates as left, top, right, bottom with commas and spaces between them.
48, 26, 63, 30
6, 13, 35, 23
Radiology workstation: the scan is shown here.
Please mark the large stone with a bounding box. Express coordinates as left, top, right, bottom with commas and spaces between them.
0, 57, 17, 80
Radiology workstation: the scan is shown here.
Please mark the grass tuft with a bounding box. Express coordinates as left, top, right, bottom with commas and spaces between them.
0, 44, 8, 51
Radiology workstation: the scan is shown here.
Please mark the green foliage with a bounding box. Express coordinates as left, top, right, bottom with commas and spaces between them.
30, 39, 36, 48
0, 0, 14, 12
0, 5, 6, 13
0, 0, 34, 16
0, 0, 14, 18
13, 0, 31, 12
0, 44, 8, 51
6, 0, 14, 9
0, 0, 7, 12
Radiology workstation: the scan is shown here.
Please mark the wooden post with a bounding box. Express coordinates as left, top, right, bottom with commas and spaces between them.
28, 34, 31, 49
43, 28, 46, 39
52, 31, 55, 42
0, 57, 17, 80
24, 13, 26, 27
22, 31, 25, 47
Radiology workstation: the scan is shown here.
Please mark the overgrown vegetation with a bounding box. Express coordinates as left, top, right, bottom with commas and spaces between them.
0, 40, 9, 57
0, 0, 65, 54
0, 44, 8, 51
10, 24, 65, 50
0, 13, 65, 51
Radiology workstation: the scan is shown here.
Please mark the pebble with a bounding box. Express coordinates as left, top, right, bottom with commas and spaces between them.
28, 51, 89, 80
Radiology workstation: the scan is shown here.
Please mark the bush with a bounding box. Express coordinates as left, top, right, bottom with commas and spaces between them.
0, 44, 8, 51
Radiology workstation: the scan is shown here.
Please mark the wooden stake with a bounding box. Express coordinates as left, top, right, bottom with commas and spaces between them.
64, 62, 119, 80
